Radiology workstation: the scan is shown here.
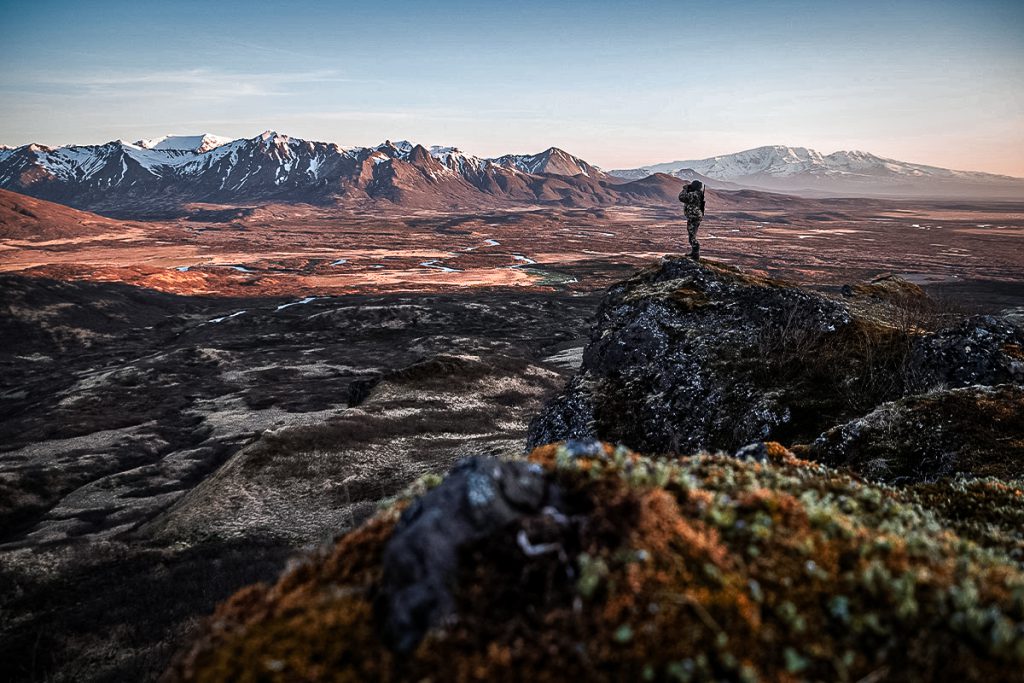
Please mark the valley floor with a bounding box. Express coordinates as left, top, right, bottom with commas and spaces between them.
0, 277, 597, 682
1, 197, 1022, 681
2, 200, 1023, 308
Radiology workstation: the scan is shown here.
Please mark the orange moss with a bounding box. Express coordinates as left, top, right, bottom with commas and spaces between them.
170, 444, 1024, 683
1001, 342, 1024, 361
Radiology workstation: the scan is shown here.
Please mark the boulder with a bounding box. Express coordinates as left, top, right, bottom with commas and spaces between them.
807, 384, 1024, 483
907, 316, 1024, 392
168, 442, 1024, 682
529, 257, 1024, 457
375, 456, 563, 653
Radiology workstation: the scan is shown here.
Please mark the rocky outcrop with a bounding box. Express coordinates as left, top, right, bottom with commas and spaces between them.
906, 316, 1024, 391
376, 456, 563, 653
169, 442, 1024, 682
806, 384, 1024, 483
162, 261, 1024, 682
528, 257, 1024, 458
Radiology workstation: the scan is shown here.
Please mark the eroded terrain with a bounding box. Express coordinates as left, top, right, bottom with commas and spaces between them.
1, 193, 1023, 681
0, 275, 597, 681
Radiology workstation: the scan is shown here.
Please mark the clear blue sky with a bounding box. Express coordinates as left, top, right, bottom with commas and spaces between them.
1, 0, 1022, 174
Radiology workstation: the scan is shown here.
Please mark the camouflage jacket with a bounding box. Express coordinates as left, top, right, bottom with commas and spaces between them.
678, 189, 705, 218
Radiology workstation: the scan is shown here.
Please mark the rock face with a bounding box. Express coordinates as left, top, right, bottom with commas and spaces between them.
808, 384, 1024, 483
376, 456, 562, 653
169, 442, 1024, 682
528, 258, 851, 452
528, 257, 1024, 457
907, 316, 1024, 391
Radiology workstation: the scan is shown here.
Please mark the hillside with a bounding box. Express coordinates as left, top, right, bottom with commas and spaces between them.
0, 188, 125, 240
164, 258, 1024, 682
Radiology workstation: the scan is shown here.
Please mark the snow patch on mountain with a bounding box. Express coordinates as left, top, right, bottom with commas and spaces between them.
618, 145, 1019, 183
136, 134, 236, 153
492, 147, 599, 177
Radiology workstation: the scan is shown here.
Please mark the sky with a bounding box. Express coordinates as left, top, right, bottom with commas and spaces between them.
1, 0, 1022, 175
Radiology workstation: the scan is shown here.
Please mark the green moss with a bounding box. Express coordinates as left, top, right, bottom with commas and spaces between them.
171, 442, 1024, 683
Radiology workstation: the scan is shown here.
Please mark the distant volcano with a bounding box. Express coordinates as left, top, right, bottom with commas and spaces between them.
611, 145, 1024, 199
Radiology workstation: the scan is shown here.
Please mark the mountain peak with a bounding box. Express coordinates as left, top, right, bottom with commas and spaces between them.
137, 133, 235, 153
257, 130, 292, 145
493, 147, 597, 177
611, 144, 1023, 197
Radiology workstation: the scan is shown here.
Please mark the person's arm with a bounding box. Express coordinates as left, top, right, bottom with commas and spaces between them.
700, 191, 706, 213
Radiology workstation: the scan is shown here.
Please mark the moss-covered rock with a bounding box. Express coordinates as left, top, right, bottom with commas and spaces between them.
527, 257, 1023, 464
806, 384, 1024, 484
168, 442, 1024, 682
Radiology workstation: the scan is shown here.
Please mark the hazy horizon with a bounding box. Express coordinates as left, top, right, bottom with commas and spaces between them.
2, 0, 1022, 176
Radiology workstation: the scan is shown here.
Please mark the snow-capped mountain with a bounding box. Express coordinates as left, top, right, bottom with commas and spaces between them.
612, 145, 1024, 198
135, 133, 235, 154
492, 147, 601, 178
0, 132, 679, 215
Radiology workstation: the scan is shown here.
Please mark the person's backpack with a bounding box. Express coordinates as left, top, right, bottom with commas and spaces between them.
682, 180, 706, 213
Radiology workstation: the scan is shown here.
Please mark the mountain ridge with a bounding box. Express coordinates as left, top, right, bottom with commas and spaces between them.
0, 131, 660, 215
3, 134, 1022, 215
612, 144, 1024, 198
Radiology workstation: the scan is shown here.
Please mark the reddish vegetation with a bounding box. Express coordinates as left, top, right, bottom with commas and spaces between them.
168, 443, 1024, 682
2, 189, 1023, 302
0, 188, 127, 240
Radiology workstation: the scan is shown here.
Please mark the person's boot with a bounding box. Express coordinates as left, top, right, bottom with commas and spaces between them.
690, 246, 700, 261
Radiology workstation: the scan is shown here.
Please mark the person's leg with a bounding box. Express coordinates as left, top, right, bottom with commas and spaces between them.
687, 215, 701, 259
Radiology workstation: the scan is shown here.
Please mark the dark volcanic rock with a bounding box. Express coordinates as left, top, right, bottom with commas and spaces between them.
528, 257, 854, 453
528, 257, 1024, 456
907, 316, 1024, 391
807, 384, 1024, 483
375, 456, 561, 653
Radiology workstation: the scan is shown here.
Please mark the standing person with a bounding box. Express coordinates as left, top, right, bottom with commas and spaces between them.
678, 180, 706, 260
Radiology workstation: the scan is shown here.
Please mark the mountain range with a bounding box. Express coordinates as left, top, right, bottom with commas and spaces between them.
1, 134, 1021, 217
0, 132, 676, 216
611, 145, 1024, 199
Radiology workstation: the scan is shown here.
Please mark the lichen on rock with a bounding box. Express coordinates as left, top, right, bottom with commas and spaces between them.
808, 384, 1024, 484
528, 257, 1024, 466
168, 441, 1024, 682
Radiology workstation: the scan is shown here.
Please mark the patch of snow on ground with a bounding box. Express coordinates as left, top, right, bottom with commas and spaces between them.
208, 310, 246, 324
276, 297, 320, 311
420, 260, 461, 273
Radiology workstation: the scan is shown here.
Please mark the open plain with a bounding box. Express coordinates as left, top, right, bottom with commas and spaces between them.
2, 188, 1023, 681
3, 190, 1023, 306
